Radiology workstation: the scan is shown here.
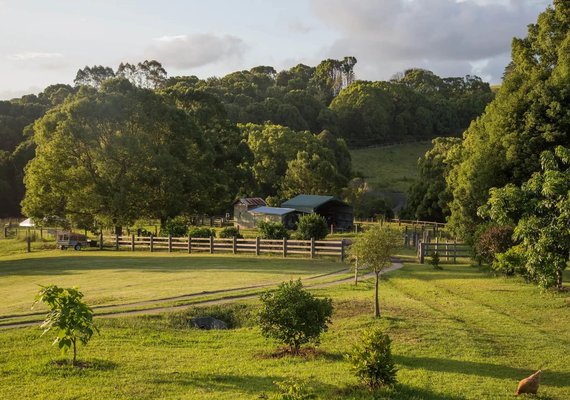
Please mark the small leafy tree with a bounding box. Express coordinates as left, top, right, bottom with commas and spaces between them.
258, 280, 333, 354
267, 379, 316, 400
347, 327, 397, 390
349, 226, 399, 317
296, 213, 328, 240
33, 285, 98, 365
473, 224, 514, 265
258, 221, 289, 239
218, 226, 243, 238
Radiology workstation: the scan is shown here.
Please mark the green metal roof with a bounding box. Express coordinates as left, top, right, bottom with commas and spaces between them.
281, 195, 339, 213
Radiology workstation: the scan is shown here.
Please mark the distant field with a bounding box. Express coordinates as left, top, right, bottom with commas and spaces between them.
350, 142, 431, 195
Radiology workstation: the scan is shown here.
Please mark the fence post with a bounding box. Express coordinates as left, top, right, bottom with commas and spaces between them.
168, 235, 172, 253
340, 239, 345, 261
445, 239, 449, 262
99, 231, 103, 250
233, 236, 237, 254
188, 235, 192, 254
131, 234, 135, 252
283, 237, 287, 258
330, 224, 334, 235
453, 240, 457, 264
210, 236, 214, 254
255, 237, 260, 256
310, 237, 315, 259
115, 235, 119, 251
27, 234, 31, 253
419, 241, 425, 264
150, 234, 154, 253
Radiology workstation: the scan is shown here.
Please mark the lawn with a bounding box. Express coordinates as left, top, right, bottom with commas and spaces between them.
0, 255, 568, 399
0, 249, 346, 322
350, 142, 432, 195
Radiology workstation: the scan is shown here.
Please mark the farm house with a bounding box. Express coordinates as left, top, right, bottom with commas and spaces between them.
281, 195, 353, 231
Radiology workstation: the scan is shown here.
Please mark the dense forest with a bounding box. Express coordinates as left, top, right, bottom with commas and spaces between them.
403, 0, 569, 288
0, 57, 494, 220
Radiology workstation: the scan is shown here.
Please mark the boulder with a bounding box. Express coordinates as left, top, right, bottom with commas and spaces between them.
515, 370, 541, 395
191, 316, 228, 330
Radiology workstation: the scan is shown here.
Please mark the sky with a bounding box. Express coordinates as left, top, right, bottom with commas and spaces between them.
0, 0, 552, 100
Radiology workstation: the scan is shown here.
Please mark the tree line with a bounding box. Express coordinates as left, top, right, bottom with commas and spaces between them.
403, 0, 569, 288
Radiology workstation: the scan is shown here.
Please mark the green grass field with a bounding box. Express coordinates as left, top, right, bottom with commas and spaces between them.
0, 249, 569, 399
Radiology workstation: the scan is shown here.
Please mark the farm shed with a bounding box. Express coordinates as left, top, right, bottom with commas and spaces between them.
249, 206, 299, 229
281, 195, 353, 231
233, 197, 266, 228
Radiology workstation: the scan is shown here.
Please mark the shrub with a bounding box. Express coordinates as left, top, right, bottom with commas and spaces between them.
218, 226, 243, 239
161, 216, 189, 237
429, 252, 442, 270
187, 227, 216, 238
473, 224, 514, 265
258, 221, 289, 240
296, 214, 328, 240
33, 285, 98, 366
492, 245, 527, 277
347, 327, 397, 390
267, 379, 315, 400
258, 280, 333, 354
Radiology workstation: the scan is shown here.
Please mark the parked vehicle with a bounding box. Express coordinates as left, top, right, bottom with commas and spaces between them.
56, 232, 90, 251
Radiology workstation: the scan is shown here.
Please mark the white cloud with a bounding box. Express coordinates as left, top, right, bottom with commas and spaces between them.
147, 33, 247, 69
311, 0, 551, 82
7, 52, 63, 61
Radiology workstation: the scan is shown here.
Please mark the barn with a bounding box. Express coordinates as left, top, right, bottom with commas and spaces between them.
233, 198, 267, 228
281, 195, 353, 231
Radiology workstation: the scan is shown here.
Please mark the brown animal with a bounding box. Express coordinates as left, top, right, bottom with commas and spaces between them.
515, 370, 542, 395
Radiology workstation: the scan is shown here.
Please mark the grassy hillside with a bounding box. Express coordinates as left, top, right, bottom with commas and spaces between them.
350, 142, 431, 203
0, 251, 568, 399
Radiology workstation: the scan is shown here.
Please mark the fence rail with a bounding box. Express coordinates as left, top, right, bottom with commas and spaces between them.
99, 234, 347, 260
417, 241, 472, 264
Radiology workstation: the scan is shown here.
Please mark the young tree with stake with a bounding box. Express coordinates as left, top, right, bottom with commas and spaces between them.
349, 225, 400, 317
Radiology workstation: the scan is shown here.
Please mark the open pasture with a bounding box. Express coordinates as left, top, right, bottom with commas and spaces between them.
0, 255, 569, 399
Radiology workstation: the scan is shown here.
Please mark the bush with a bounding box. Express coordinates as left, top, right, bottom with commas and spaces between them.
218, 226, 243, 239
266, 379, 315, 400
161, 216, 189, 237
258, 221, 289, 240
296, 214, 328, 240
347, 327, 397, 390
492, 245, 527, 277
258, 280, 333, 354
429, 252, 442, 270
187, 227, 216, 238
473, 224, 514, 265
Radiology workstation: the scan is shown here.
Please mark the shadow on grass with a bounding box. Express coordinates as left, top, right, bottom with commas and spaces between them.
48, 358, 117, 371
396, 355, 569, 388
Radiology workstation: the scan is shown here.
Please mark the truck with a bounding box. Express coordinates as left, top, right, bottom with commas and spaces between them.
56, 232, 91, 251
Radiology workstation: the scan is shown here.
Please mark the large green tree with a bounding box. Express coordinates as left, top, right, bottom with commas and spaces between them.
22, 79, 213, 227
482, 146, 570, 289
447, 1, 570, 239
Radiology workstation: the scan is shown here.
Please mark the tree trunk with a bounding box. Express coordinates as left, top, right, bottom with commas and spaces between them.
374, 270, 380, 318
72, 338, 77, 366
354, 257, 359, 286
557, 268, 563, 290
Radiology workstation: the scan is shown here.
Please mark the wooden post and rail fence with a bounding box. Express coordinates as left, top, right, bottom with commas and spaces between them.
416, 239, 472, 264
98, 233, 348, 261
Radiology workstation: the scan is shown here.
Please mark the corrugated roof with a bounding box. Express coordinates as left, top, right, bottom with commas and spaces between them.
281, 195, 337, 213
233, 197, 267, 207
250, 206, 297, 216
